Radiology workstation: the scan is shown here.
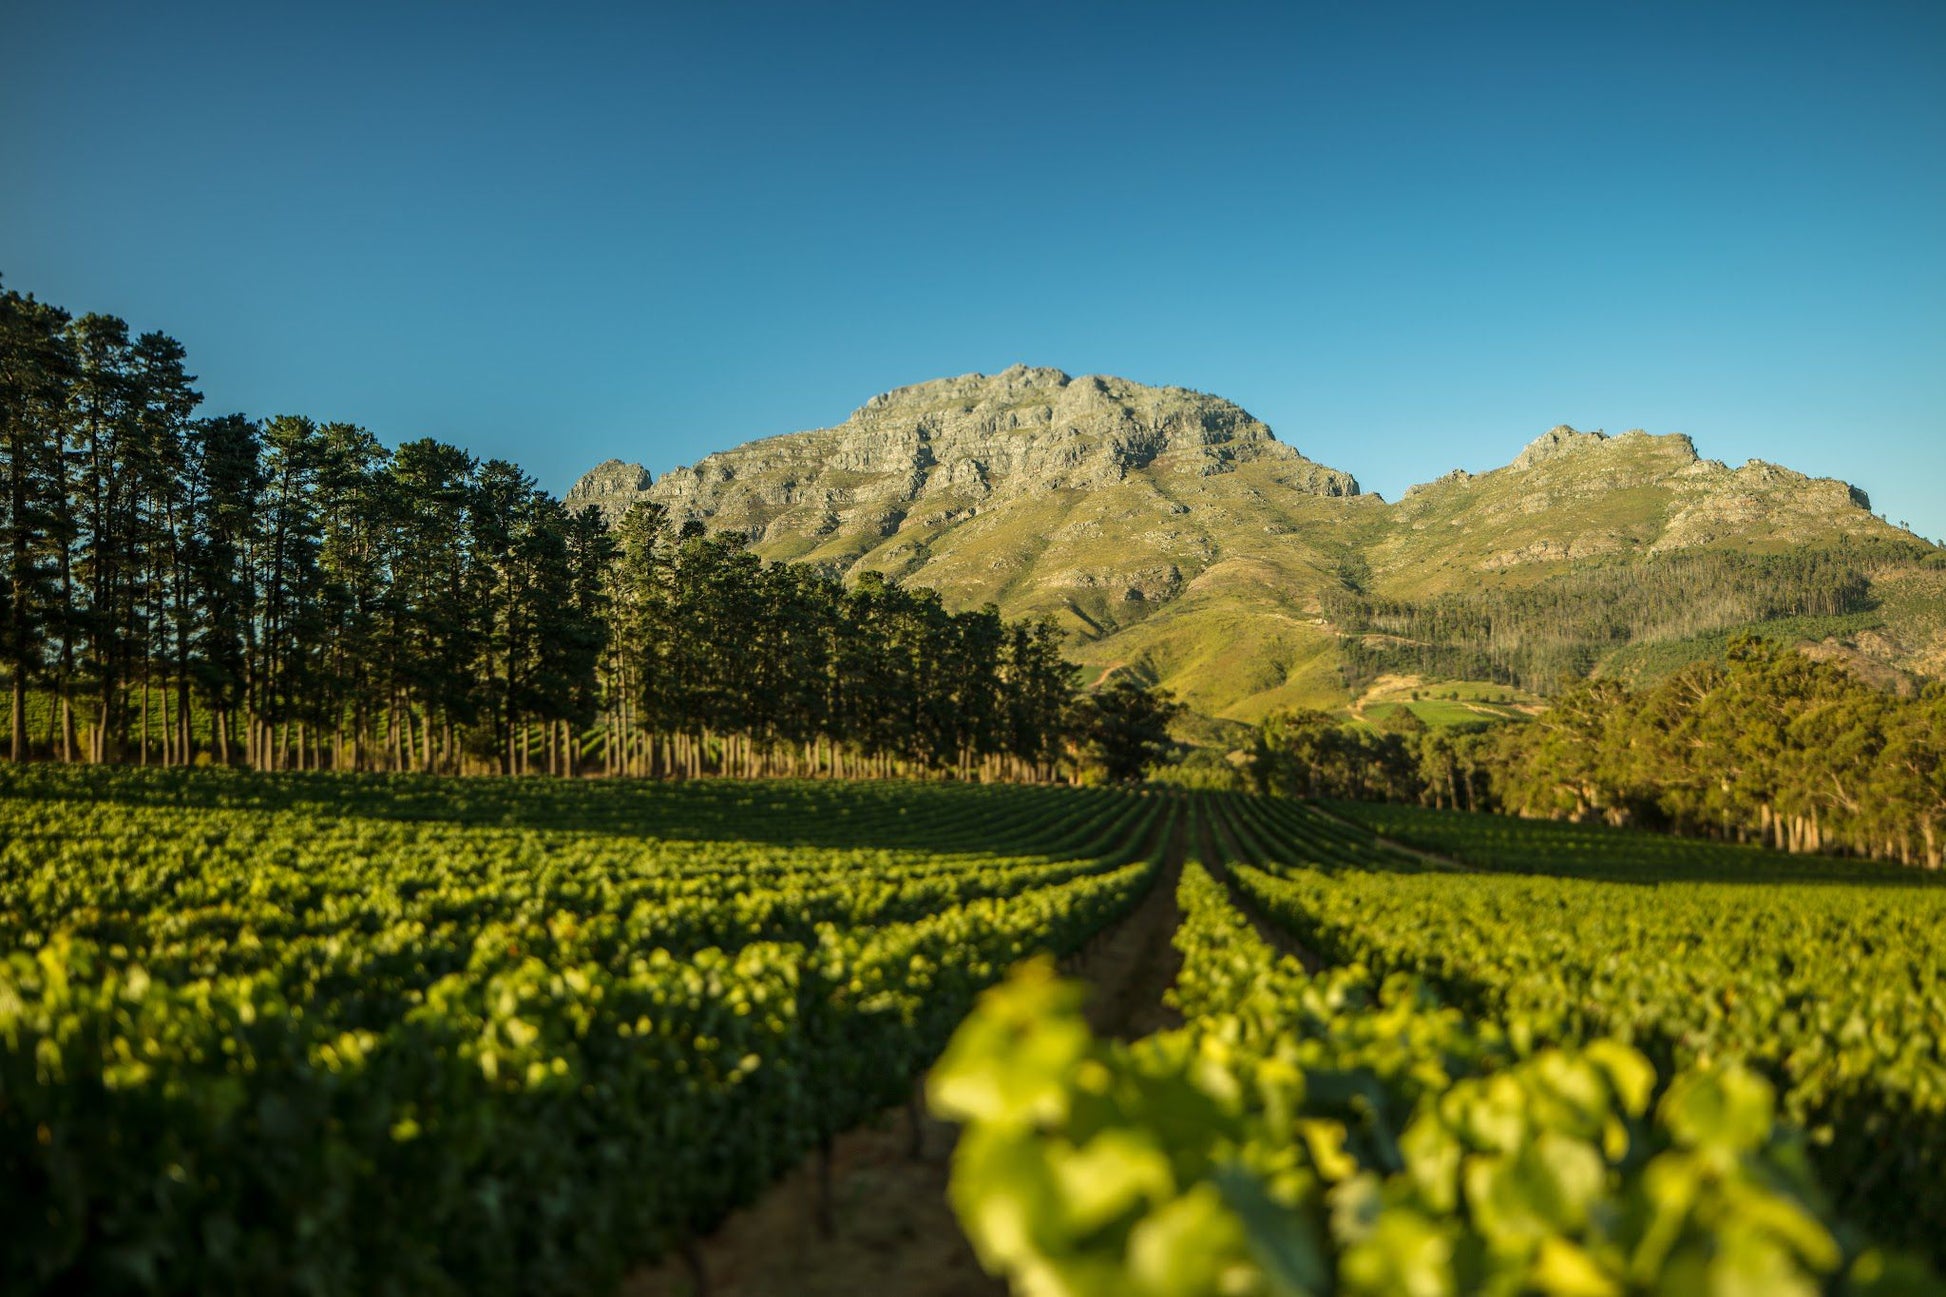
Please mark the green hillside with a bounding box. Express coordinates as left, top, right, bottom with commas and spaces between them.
573, 368, 1942, 718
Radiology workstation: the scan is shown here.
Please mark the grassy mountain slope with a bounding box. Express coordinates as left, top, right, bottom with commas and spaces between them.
572, 368, 1940, 719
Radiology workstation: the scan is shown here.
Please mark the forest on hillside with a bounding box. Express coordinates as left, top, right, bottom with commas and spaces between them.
1324, 543, 1937, 695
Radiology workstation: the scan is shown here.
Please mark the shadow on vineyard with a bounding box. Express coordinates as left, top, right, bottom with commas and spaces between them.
1338, 801, 1946, 889
0, 763, 1107, 856
1814, 1078, 1946, 1252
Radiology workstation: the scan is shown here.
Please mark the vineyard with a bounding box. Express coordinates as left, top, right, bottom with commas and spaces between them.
3, 771, 1943, 1294
934, 795, 1946, 1295
0, 768, 1163, 1294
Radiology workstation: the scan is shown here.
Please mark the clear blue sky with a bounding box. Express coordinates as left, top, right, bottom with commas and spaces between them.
5, 1, 1943, 538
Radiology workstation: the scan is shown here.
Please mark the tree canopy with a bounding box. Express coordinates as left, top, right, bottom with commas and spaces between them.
0, 277, 1089, 780
1069, 677, 1182, 783
1254, 637, 1946, 869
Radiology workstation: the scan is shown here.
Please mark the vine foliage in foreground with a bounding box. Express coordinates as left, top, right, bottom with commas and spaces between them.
929, 861, 1939, 1295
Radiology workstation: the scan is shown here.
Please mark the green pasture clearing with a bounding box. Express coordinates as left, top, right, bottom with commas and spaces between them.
1358, 697, 1520, 728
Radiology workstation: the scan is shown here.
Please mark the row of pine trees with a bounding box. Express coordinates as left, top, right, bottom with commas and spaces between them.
0, 278, 1075, 779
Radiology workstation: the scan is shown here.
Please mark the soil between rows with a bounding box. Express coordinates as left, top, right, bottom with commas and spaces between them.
622, 799, 1189, 1297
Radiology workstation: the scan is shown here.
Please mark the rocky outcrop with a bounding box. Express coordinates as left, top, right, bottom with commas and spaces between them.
1403, 467, 1473, 498
1510, 425, 1611, 471
566, 459, 654, 519
1655, 459, 1880, 552
619, 366, 1358, 554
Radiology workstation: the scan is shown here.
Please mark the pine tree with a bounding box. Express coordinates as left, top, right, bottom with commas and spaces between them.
183, 414, 264, 765
0, 282, 76, 760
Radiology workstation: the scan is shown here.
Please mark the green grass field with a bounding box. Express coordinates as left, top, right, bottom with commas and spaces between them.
1345, 675, 1538, 730
1592, 612, 1891, 685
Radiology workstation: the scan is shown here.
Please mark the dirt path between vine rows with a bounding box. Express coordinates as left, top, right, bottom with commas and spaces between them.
1198, 796, 1320, 970
621, 799, 1188, 1297
1073, 802, 1186, 1042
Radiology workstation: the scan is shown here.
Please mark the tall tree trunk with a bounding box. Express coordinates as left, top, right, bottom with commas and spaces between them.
7, 671, 22, 763
160, 674, 174, 765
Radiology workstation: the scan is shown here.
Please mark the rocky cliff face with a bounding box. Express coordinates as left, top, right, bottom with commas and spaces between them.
1373, 425, 1893, 591
570, 373, 1925, 719
564, 459, 654, 520
628, 365, 1358, 543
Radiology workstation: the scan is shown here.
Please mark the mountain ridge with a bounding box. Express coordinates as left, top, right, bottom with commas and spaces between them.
570, 366, 1940, 719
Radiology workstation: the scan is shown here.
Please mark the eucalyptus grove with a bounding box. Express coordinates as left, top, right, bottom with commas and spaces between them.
1256, 637, 1946, 868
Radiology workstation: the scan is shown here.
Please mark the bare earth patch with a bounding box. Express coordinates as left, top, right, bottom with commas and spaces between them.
620, 1108, 1001, 1297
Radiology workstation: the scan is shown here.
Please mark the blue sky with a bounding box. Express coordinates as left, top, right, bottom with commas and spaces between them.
5, 1, 1943, 538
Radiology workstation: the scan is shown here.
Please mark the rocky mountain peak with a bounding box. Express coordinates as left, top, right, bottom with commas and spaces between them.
1511, 425, 1609, 470
859, 363, 1073, 418
566, 459, 654, 518
636, 369, 1359, 540
1505, 425, 1708, 478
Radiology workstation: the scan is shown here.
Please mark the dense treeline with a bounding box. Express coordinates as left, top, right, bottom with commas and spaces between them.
0, 277, 1081, 779
1492, 638, 1946, 867
1251, 706, 1496, 810
1325, 547, 1925, 694
1255, 638, 1946, 868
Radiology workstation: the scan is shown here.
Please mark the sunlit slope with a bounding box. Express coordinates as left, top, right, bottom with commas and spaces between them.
1372, 426, 1893, 596
574, 369, 1935, 716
